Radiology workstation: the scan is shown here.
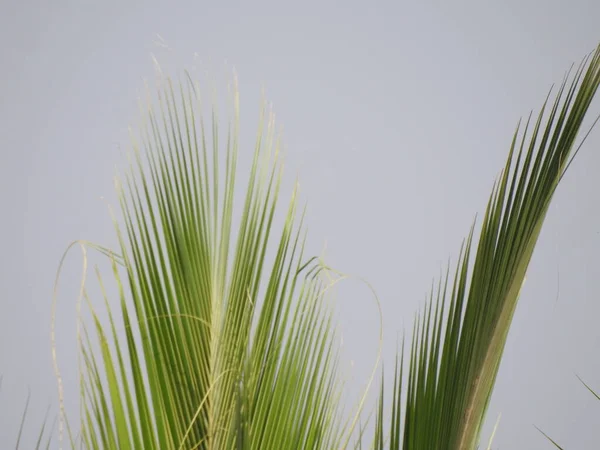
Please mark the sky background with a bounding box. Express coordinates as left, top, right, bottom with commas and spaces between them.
2, 0, 600, 448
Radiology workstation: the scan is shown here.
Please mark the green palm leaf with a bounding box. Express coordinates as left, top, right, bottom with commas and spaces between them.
73, 75, 344, 450
50, 41, 600, 450
376, 44, 600, 449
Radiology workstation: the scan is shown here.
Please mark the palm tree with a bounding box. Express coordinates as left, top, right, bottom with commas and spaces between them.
47, 42, 600, 449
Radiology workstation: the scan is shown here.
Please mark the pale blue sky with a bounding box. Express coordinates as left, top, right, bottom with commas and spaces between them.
2, 1, 600, 448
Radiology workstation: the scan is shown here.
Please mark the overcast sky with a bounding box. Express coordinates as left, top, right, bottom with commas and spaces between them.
2, 1, 600, 448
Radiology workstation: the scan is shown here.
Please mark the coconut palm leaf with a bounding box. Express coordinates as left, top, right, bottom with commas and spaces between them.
373, 43, 600, 449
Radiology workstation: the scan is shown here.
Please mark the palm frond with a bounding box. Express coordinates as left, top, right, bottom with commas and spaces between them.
75, 74, 343, 450
49, 41, 600, 450
377, 43, 600, 449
